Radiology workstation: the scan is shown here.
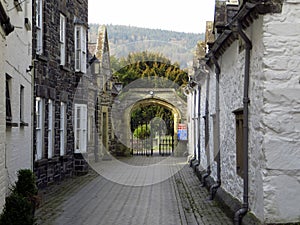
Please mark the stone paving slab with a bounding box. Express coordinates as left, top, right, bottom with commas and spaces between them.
35, 156, 233, 225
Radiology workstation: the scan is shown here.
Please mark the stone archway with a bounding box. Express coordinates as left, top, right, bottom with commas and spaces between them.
129, 97, 181, 142
111, 87, 187, 156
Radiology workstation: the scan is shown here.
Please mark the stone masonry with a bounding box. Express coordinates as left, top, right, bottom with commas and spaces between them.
33, 0, 88, 187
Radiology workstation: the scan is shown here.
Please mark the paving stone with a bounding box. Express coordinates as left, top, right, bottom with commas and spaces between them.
35, 157, 232, 225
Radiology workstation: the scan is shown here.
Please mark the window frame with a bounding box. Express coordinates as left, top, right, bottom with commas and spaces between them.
60, 102, 66, 156
48, 99, 55, 158
35, 97, 44, 160
60, 13, 66, 65
234, 109, 244, 178
6, 75, 12, 123
20, 85, 24, 122
74, 25, 87, 73
74, 104, 87, 153
36, 0, 43, 55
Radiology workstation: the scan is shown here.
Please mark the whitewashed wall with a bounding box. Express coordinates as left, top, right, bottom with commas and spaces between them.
261, 1, 300, 223
5, 0, 33, 184
202, 2, 300, 222
0, 16, 7, 212
216, 20, 268, 220
199, 74, 208, 170
187, 94, 194, 156
217, 40, 244, 203
208, 67, 217, 181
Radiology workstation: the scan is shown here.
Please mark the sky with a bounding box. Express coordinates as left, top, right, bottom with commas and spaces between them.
88, 0, 216, 34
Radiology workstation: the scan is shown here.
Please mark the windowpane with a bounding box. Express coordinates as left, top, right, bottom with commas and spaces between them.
20, 85, 24, 121
60, 102, 66, 156
48, 100, 54, 158
60, 14, 66, 65
74, 104, 87, 153
235, 111, 244, 177
6, 76, 12, 122
36, 0, 43, 54
35, 97, 44, 160
75, 26, 86, 73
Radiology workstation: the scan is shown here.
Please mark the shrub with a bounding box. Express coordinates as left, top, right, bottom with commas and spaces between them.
0, 169, 38, 225
0, 193, 34, 225
13, 169, 38, 197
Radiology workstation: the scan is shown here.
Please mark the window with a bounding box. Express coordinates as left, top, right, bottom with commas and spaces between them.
102, 112, 108, 149
48, 100, 55, 158
6, 75, 12, 123
36, 0, 43, 54
75, 25, 87, 73
36, 97, 44, 160
60, 14, 66, 65
20, 85, 24, 122
74, 104, 87, 153
88, 115, 94, 143
234, 109, 244, 177
60, 102, 66, 156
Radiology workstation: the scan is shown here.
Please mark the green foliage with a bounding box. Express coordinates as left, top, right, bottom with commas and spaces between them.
0, 193, 34, 225
131, 105, 173, 135
112, 51, 189, 87
0, 169, 37, 225
13, 169, 38, 197
133, 124, 150, 139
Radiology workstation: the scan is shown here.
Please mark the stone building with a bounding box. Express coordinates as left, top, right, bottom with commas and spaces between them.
0, 0, 33, 211
32, 0, 88, 187
0, 0, 33, 210
88, 25, 119, 158
189, 0, 300, 224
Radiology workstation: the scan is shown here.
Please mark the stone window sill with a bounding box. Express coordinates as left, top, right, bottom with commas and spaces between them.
6, 121, 18, 127
36, 54, 48, 62
20, 121, 29, 127
60, 65, 72, 72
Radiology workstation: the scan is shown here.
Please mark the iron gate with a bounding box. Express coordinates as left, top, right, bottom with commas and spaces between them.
130, 119, 174, 156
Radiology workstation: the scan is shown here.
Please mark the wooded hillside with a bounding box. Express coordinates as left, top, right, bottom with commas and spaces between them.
88, 24, 204, 68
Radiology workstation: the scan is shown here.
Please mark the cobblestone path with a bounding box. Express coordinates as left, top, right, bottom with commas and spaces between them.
35, 157, 232, 225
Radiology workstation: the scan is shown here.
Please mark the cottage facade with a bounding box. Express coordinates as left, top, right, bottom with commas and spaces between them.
32, 0, 88, 187
189, 0, 300, 224
0, 0, 33, 210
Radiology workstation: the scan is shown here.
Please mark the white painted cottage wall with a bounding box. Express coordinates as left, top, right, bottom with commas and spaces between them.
199, 74, 208, 170
208, 67, 218, 181
187, 94, 194, 156
5, 0, 32, 184
0, 14, 7, 212
261, 1, 300, 222
217, 40, 244, 201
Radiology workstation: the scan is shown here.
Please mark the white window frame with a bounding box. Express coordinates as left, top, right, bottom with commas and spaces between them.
60, 14, 66, 65
36, 97, 44, 160
48, 99, 55, 158
60, 102, 66, 156
36, 0, 43, 54
88, 115, 94, 143
20, 85, 24, 122
74, 25, 87, 73
74, 104, 87, 153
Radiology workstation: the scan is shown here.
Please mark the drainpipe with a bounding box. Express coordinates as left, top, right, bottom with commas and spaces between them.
193, 89, 200, 170
234, 21, 252, 225
201, 72, 210, 187
190, 89, 197, 166
209, 54, 221, 199
197, 85, 201, 164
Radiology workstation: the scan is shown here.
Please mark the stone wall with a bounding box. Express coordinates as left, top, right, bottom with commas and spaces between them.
5, 0, 33, 184
0, 18, 6, 212
33, 0, 88, 187
193, 1, 300, 222
261, 1, 300, 223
